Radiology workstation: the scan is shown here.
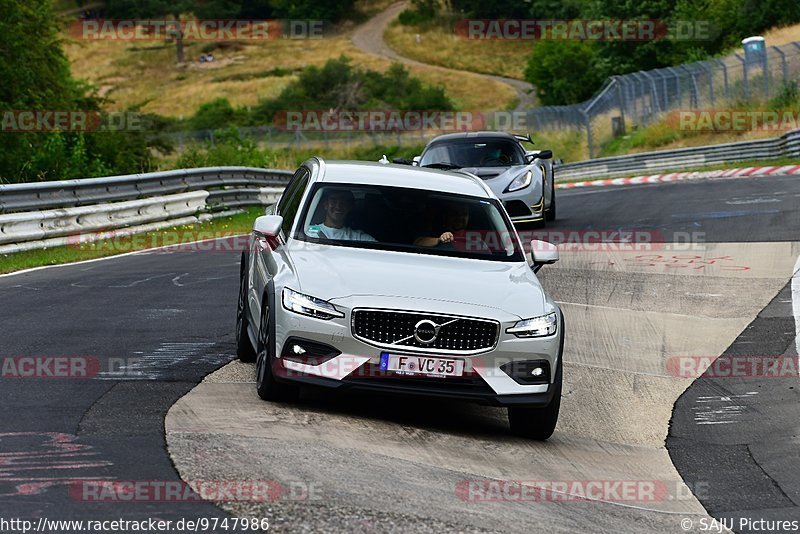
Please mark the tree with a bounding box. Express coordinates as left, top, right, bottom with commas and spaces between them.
268, 0, 355, 20
0, 0, 153, 182
0, 0, 80, 181
105, 0, 243, 63
525, 41, 602, 105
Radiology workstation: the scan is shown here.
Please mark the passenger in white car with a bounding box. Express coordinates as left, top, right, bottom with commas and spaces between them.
413, 201, 471, 247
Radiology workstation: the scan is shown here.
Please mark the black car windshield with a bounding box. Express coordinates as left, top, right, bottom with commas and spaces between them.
295, 184, 524, 262
420, 139, 525, 167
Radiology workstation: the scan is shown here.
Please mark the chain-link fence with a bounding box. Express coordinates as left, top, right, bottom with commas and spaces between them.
162, 42, 800, 160
526, 41, 800, 158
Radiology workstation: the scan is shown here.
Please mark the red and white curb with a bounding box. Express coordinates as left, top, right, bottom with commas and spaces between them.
556, 164, 800, 189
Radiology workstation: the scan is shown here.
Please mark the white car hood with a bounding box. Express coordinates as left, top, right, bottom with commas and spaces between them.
286, 243, 546, 320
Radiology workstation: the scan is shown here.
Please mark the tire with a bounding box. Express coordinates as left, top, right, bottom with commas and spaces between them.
545, 186, 556, 222
236, 253, 257, 362
255, 286, 300, 402
507, 312, 564, 440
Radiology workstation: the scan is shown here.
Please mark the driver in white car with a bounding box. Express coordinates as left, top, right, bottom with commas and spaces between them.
306, 189, 376, 242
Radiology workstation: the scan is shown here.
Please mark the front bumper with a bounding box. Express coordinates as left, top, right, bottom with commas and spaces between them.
273, 359, 561, 407
272, 302, 562, 404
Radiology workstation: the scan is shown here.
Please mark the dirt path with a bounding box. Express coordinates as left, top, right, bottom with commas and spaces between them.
351, 2, 534, 111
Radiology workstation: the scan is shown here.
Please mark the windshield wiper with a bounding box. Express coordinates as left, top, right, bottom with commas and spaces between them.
422, 162, 462, 170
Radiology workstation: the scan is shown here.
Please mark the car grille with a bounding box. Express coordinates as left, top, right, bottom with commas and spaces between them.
351, 309, 499, 354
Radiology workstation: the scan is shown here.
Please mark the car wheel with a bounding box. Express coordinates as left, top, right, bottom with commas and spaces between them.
255, 289, 300, 402
507, 358, 562, 440
545, 186, 556, 222
236, 253, 256, 362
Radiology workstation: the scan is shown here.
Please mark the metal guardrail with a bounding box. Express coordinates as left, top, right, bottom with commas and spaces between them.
556, 129, 800, 181
1, 132, 798, 255
0, 166, 292, 214
0, 167, 292, 254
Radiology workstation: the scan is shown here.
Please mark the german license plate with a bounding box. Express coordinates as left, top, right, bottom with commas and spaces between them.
379, 352, 464, 377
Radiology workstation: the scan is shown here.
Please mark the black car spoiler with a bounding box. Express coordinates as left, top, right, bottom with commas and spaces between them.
513, 133, 534, 145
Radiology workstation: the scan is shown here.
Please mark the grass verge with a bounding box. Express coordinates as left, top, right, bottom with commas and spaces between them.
384, 19, 532, 80
64, 28, 515, 116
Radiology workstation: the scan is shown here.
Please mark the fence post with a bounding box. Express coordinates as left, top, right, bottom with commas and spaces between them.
583, 109, 593, 159
734, 53, 749, 100
679, 65, 699, 108
614, 77, 626, 133
659, 69, 669, 110
642, 71, 661, 115
714, 59, 729, 98
667, 67, 681, 107
773, 46, 787, 88
699, 61, 714, 106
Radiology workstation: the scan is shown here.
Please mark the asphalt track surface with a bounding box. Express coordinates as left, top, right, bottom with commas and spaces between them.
1, 173, 799, 532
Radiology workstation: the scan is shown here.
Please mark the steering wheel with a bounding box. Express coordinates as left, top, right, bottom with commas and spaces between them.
481, 154, 511, 166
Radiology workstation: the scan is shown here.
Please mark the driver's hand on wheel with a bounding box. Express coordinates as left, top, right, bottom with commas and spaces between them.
439, 232, 454, 244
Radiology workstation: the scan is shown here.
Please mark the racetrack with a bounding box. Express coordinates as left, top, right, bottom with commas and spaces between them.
1, 174, 799, 532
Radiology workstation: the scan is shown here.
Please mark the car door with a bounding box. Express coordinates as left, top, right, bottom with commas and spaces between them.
249, 167, 310, 323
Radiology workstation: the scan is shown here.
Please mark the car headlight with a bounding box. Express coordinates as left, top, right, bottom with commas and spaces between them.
507, 312, 557, 337
282, 288, 344, 320
505, 170, 533, 193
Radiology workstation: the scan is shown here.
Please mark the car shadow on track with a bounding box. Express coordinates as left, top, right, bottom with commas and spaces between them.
294, 386, 513, 439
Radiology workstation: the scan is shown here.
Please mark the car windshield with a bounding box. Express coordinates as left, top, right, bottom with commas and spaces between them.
295, 184, 524, 262
420, 140, 525, 168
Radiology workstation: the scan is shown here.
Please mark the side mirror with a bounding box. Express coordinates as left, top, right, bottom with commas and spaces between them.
393, 157, 413, 165
254, 215, 283, 237
530, 240, 559, 273
412, 156, 421, 166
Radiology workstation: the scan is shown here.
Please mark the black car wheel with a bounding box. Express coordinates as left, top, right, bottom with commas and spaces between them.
236, 253, 257, 362
256, 287, 300, 402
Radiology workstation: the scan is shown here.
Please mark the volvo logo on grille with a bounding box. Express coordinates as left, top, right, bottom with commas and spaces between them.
413, 319, 440, 344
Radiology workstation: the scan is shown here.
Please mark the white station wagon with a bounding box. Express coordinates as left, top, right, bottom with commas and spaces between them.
236, 158, 564, 440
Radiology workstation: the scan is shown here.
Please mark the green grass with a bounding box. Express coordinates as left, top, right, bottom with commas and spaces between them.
0, 207, 264, 275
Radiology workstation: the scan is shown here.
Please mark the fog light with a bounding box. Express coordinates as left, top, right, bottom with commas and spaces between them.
281, 337, 340, 365
500, 360, 551, 385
